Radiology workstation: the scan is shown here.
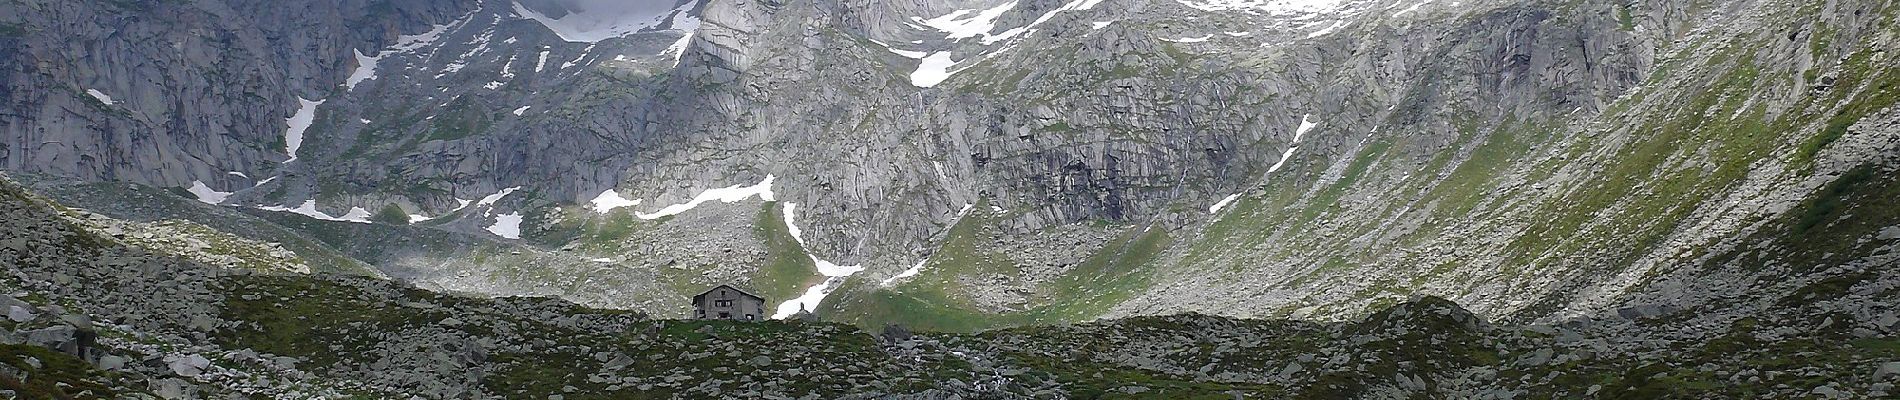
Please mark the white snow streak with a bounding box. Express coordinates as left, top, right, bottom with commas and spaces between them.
513, 106, 533, 116
1162, 34, 1214, 43
476, 187, 522, 209
186, 181, 231, 205
635, 175, 775, 220
390, 22, 451, 54
771, 201, 867, 319
1209, 193, 1242, 213
282, 98, 324, 163
1392, 0, 1431, 17
1175, 0, 1346, 13
513, 0, 700, 44
877, 39, 931, 59
259, 200, 372, 224
782, 202, 807, 246
85, 89, 115, 105
1267, 114, 1317, 174
1306, 20, 1346, 38
880, 259, 928, 286
589, 188, 641, 213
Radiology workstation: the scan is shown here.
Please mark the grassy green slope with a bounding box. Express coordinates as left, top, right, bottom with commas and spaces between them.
821, 201, 1171, 332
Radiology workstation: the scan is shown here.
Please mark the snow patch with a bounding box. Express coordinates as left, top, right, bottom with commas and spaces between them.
658, 2, 702, 65
1163, 34, 1214, 43
186, 181, 231, 205
912, 3, 1017, 41
390, 22, 452, 54
1306, 20, 1346, 38
635, 175, 775, 220
1209, 193, 1242, 213
911, 52, 959, 87
511, 1, 696, 43
1175, 0, 1346, 13
535, 50, 552, 72
513, 106, 532, 116
782, 202, 807, 246
770, 262, 863, 319
85, 89, 115, 105
1268, 147, 1300, 173
1295, 114, 1318, 142
499, 55, 518, 80
563, 44, 597, 69
1392, 0, 1431, 17
1092, 21, 1116, 29
771, 200, 867, 319
486, 213, 523, 239
880, 259, 928, 286
259, 200, 372, 224
663, 32, 697, 65
227, 171, 249, 179
338, 207, 374, 222
873, 39, 930, 59
282, 98, 324, 163
477, 187, 522, 209
345, 49, 380, 91
589, 188, 641, 213
981, 0, 1107, 45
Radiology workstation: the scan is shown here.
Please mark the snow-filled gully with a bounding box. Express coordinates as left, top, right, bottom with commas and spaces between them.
593, 176, 873, 318
1212, 114, 1319, 214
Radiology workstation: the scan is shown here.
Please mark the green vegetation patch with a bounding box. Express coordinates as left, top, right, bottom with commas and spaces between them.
750, 202, 824, 305
824, 202, 1171, 332
0, 344, 142, 399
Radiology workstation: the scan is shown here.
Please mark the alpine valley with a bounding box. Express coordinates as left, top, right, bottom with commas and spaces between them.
0, 0, 1897, 398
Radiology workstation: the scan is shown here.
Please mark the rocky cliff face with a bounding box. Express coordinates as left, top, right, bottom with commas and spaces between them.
0, 0, 1896, 335
0, 0, 475, 189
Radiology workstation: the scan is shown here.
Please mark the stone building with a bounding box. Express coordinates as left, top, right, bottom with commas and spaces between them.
693, 284, 766, 321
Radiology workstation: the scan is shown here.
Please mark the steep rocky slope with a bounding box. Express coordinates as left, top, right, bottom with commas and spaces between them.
2, 0, 1897, 335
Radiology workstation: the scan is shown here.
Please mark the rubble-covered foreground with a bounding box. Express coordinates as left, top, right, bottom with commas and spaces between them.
2, 174, 1896, 399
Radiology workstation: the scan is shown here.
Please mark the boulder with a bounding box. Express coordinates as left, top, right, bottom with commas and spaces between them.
6, 305, 34, 322
167, 354, 211, 377
98, 355, 127, 371
1877, 361, 1900, 382
21, 325, 75, 351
